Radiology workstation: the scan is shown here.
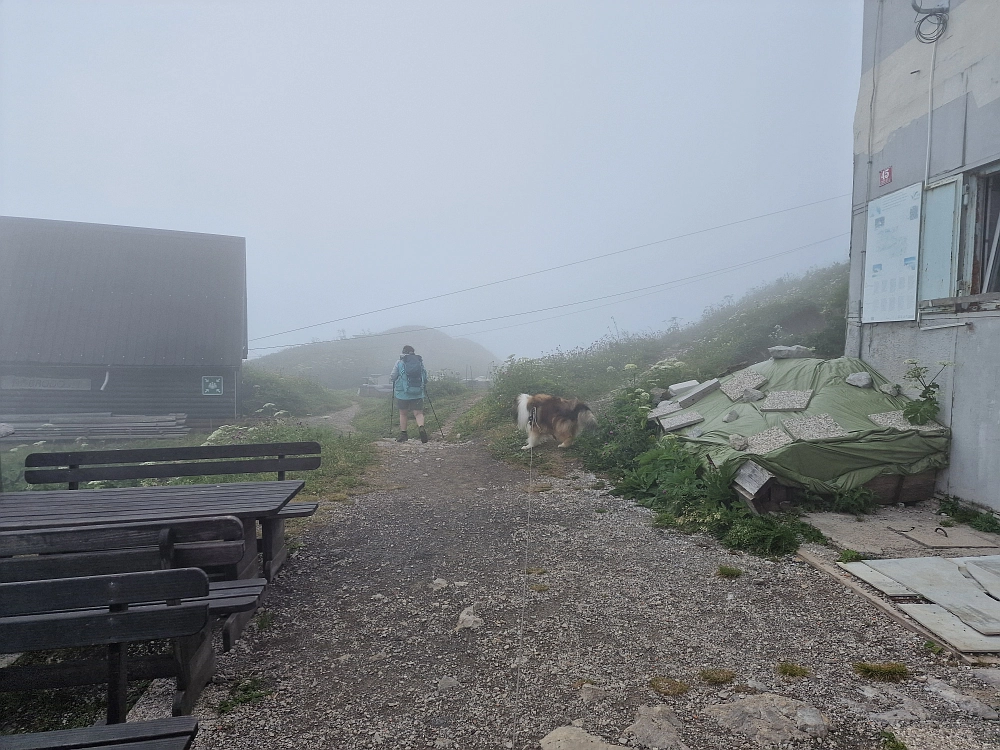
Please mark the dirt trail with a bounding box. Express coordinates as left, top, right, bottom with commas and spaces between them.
139, 436, 999, 750
300, 403, 362, 433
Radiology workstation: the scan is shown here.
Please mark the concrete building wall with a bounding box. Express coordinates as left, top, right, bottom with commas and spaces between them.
848, 0, 1000, 510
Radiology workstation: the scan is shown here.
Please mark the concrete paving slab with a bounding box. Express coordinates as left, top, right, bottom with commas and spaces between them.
900, 525, 1000, 549
866, 557, 1000, 635
667, 380, 699, 398
747, 426, 793, 454
963, 562, 1000, 600
868, 410, 945, 432
675, 379, 719, 408
720, 369, 767, 401
782, 413, 849, 440
657, 411, 703, 433
837, 562, 917, 596
899, 604, 1000, 652
758, 390, 813, 412
647, 401, 681, 420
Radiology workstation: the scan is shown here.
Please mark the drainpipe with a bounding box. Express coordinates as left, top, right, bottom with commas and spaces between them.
924, 39, 938, 185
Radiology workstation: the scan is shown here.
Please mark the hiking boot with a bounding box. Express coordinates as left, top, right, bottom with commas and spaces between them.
419, 427, 429, 443
396, 431, 408, 442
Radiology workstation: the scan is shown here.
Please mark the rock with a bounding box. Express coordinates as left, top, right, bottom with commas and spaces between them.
624, 705, 690, 750
924, 677, 999, 719
846, 372, 873, 388
768, 345, 814, 359
880, 383, 902, 396
870, 697, 930, 724
667, 380, 700, 398
650, 388, 667, 403
437, 675, 459, 692
746, 680, 768, 692
705, 693, 828, 745
975, 668, 1000, 689
540, 726, 627, 750
430, 578, 448, 591
454, 605, 484, 632
580, 683, 606, 704
722, 410, 740, 423
741, 388, 765, 403
728, 434, 749, 451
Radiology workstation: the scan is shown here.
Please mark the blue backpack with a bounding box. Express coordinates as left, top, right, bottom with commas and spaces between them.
401, 354, 423, 389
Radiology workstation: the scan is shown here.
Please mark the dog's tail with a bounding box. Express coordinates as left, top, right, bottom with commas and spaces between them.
578, 405, 597, 431
517, 393, 532, 431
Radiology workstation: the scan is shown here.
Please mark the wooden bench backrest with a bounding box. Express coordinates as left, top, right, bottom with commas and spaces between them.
0, 516, 245, 583
23, 441, 322, 488
0, 568, 210, 652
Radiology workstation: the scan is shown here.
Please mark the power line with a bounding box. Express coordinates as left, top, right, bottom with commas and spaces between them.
248, 192, 850, 342
248, 232, 848, 352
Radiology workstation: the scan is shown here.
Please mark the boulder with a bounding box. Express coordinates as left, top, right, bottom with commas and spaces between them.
454, 605, 483, 632
540, 727, 626, 750
706, 693, 828, 745
741, 388, 765, 403
624, 705, 690, 750
768, 345, 814, 359
722, 410, 740, 423
728, 434, 749, 451
880, 383, 902, 397
579, 683, 606, 704
846, 372, 873, 388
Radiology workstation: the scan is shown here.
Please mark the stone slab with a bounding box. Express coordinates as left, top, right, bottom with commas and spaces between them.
747, 426, 793, 454
758, 390, 813, 412
768, 345, 814, 359
964, 562, 1000, 600
899, 604, 1000, 652
675, 379, 720, 408
782, 413, 849, 440
868, 410, 945, 432
866, 557, 1000, 635
897, 525, 1000, 549
647, 401, 682, 420
667, 380, 699, 398
838, 562, 917, 597
720, 369, 767, 401
657, 411, 704, 433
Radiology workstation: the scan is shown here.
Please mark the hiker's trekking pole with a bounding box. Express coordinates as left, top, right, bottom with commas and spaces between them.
388, 393, 396, 438
423, 389, 446, 440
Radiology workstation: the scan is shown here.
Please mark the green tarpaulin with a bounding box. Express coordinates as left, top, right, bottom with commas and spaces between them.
665, 357, 950, 494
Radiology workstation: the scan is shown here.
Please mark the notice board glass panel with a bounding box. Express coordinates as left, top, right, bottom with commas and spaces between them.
862, 183, 923, 323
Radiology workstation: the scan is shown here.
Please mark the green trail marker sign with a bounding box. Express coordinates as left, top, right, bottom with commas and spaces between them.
202, 376, 224, 396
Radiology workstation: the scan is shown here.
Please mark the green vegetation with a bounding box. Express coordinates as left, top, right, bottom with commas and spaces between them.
880, 731, 908, 750
242, 365, 352, 417
901, 359, 951, 426
938, 496, 1000, 535
617, 437, 823, 556
853, 662, 909, 682
648, 677, 690, 696
217, 677, 273, 715
699, 668, 736, 685
923, 640, 945, 655
776, 662, 809, 678
716, 565, 743, 578
837, 549, 866, 563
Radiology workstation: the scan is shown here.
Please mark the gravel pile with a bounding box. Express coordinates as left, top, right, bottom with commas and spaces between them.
130, 438, 1000, 750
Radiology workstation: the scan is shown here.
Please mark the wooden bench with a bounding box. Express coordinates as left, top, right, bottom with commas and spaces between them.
0, 517, 266, 651
0, 570, 215, 723
0, 717, 199, 750
23, 442, 321, 582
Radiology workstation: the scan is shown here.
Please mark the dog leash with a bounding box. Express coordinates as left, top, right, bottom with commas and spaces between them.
508, 408, 536, 750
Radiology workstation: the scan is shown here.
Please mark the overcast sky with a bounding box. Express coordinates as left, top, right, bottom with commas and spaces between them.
0, 1, 863, 361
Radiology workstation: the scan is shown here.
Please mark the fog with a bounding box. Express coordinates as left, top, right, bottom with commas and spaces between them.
0, 1, 863, 361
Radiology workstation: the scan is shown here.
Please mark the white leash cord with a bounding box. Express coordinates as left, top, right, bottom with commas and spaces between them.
508, 410, 535, 749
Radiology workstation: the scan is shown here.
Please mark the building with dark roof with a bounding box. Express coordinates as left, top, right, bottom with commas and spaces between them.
0, 216, 247, 425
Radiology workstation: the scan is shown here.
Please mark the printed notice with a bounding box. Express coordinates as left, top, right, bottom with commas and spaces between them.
862, 182, 922, 323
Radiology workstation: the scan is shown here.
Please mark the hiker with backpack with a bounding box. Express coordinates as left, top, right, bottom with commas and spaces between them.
391, 345, 429, 443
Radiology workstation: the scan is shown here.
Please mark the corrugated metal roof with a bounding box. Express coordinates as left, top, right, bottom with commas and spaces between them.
0, 216, 247, 366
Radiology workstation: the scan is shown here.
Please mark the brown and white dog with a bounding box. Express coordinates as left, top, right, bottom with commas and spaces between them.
517, 393, 596, 449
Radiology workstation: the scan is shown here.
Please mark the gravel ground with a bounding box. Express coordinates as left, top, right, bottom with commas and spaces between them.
158, 437, 1000, 749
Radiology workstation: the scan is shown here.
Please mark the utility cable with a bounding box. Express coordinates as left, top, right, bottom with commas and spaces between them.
249, 193, 850, 342
247, 232, 848, 352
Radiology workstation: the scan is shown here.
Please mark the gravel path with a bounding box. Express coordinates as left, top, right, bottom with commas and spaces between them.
173, 438, 1000, 749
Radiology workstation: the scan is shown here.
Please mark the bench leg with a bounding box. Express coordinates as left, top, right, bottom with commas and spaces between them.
261, 517, 288, 582
172, 622, 215, 716
222, 608, 256, 653
106, 642, 128, 724
233, 519, 260, 580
